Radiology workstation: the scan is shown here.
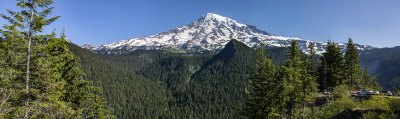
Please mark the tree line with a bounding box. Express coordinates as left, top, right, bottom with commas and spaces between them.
241, 39, 395, 118
0, 0, 113, 118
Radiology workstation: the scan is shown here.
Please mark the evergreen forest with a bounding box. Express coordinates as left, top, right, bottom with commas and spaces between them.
1, 0, 400, 119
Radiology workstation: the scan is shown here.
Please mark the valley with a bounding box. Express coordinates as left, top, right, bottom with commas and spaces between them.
1, 1, 399, 118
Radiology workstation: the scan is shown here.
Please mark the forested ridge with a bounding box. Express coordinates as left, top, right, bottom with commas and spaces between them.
2, 0, 400, 119
359, 46, 400, 90
69, 39, 400, 118
68, 39, 289, 118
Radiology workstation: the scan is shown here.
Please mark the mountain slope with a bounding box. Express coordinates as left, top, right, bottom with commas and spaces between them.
67, 43, 170, 118
72, 39, 290, 118
185, 39, 255, 118
359, 46, 400, 90
83, 13, 373, 54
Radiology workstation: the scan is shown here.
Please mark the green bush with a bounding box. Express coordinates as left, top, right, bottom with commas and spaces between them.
311, 97, 359, 119
389, 98, 400, 112
333, 84, 350, 99
361, 96, 390, 111
362, 111, 397, 119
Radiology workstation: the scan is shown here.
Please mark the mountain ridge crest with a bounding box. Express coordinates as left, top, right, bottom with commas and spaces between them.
82, 13, 374, 54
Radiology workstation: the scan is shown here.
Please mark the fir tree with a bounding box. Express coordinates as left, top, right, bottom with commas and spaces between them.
0, 0, 60, 118
0, 22, 27, 117
303, 42, 319, 118
343, 38, 362, 91
279, 40, 303, 117
277, 40, 317, 118
360, 67, 381, 90
0, 0, 114, 118
317, 41, 344, 91
242, 43, 284, 118
307, 42, 318, 72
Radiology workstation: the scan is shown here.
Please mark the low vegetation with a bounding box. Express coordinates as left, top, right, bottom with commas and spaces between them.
1, 0, 398, 119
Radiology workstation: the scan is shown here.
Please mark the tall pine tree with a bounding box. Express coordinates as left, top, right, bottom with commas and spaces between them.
242, 43, 285, 118
0, 0, 114, 118
276, 40, 317, 118
317, 41, 344, 91
343, 38, 362, 91
0, 18, 27, 117
307, 42, 318, 72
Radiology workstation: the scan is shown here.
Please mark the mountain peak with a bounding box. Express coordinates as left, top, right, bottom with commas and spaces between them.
204, 13, 228, 21
82, 43, 99, 50
82, 14, 373, 55
197, 13, 246, 27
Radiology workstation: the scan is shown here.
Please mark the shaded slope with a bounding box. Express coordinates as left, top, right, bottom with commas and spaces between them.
180, 39, 255, 118
68, 43, 169, 119
68, 40, 289, 118
360, 46, 400, 90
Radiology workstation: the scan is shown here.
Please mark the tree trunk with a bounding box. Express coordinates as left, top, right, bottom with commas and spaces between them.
24, 1, 34, 119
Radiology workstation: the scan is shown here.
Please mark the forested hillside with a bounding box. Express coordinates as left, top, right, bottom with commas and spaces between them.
68, 39, 400, 118
360, 46, 400, 90
2, 0, 400, 119
68, 43, 171, 118
0, 1, 113, 118
68, 39, 288, 118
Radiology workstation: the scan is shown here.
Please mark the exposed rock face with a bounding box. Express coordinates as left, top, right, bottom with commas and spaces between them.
83, 13, 374, 54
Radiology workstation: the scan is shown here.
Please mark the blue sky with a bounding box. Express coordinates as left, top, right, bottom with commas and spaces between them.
1, 0, 400, 48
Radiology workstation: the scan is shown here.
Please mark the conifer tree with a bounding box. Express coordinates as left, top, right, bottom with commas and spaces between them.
360, 67, 381, 90
0, 0, 114, 118
303, 42, 319, 117
0, 0, 60, 118
317, 41, 344, 91
307, 42, 318, 72
0, 22, 27, 117
279, 40, 303, 117
343, 38, 362, 91
277, 40, 317, 118
242, 43, 285, 118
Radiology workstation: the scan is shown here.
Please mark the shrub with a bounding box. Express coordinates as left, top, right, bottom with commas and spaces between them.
333, 84, 350, 99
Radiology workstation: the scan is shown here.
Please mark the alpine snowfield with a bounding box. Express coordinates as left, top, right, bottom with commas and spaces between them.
83, 13, 374, 54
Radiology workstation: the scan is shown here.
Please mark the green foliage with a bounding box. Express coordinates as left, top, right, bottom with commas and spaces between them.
344, 38, 362, 91
359, 46, 400, 90
69, 39, 290, 118
362, 111, 398, 119
360, 97, 399, 119
242, 43, 283, 118
181, 39, 255, 118
310, 97, 359, 119
310, 92, 400, 119
389, 98, 400, 112
0, 15, 27, 118
68, 43, 169, 119
163, 48, 187, 53
68, 37, 391, 119
317, 41, 344, 91
279, 41, 318, 118
360, 68, 381, 91
0, 0, 113, 118
361, 96, 390, 111
242, 40, 318, 119
332, 84, 350, 99
307, 42, 318, 72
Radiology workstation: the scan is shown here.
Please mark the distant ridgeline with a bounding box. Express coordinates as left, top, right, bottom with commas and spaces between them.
70, 39, 400, 118
82, 13, 373, 55
359, 46, 400, 90
69, 39, 288, 118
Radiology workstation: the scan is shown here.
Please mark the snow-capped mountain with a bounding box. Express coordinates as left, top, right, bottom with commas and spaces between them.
83, 13, 374, 54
